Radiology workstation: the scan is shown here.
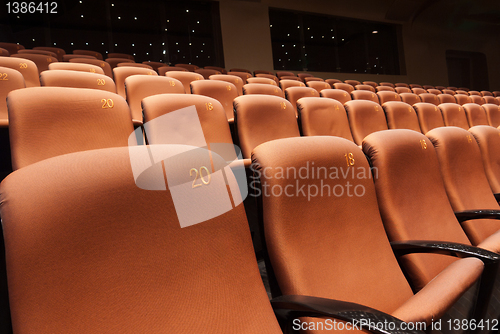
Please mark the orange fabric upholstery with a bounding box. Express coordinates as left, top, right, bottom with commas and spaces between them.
481, 91, 493, 97
437, 94, 456, 104
383, 101, 421, 132
233, 95, 299, 159
413, 102, 445, 134
255, 73, 279, 85
107, 53, 134, 61
455, 94, 472, 105
363, 81, 378, 88
470, 95, 485, 105
306, 81, 330, 93
351, 90, 379, 104
482, 104, 500, 127
191, 80, 238, 122
427, 126, 500, 247
113, 67, 158, 98
410, 84, 422, 89
333, 82, 354, 93
419, 93, 440, 105
69, 58, 113, 78
412, 88, 427, 95
395, 87, 411, 94
246, 77, 277, 86
377, 91, 401, 104
376, 86, 396, 92
195, 68, 221, 79
355, 84, 375, 92
165, 71, 203, 95
33, 46, 65, 61
206, 66, 227, 74
158, 66, 188, 76
297, 97, 353, 141
7, 87, 134, 169
48, 62, 104, 75
379, 82, 395, 88
469, 126, 500, 194
438, 103, 469, 129
227, 71, 253, 85
18, 49, 58, 59
279, 79, 305, 91
73, 49, 103, 60
0, 48, 9, 57
253, 70, 273, 75
362, 129, 478, 290
40, 70, 115, 93
142, 61, 167, 72
106, 58, 134, 69
209, 74, 245, 95
116, 63, 153, 69
0, 56, 40, 87
325, 78, 342, 87
0, 146, 282, 333
276, 71, 295, 79
230, 68, 251, 73
280, 76, 300, 81
0, 43, 24, 55
345, 79, 360, 86
442, 89, 455, 95
320, 89, 352, 105
395, 83, 409, 88
469, 91, 481, 96
462, 103, 488, 127
63, 54, 96, 61
427, 89, 442, 95
303, 77, 324, 82
483, 96, 499, 105
0, 67, 25, 127
242, 83, 283, 97
400, 93, 421, 106
284, 87, 320, 116
344, 100, 388, 145
297, 73, 313, 81
13, 53, 57, 73
125, 76, 185, 126
175, 64, 199, 72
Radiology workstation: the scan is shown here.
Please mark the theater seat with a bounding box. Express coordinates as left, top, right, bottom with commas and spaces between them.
320, 89, 352, 105
304, 77, 323, 83
376, 85, 396, 92
344, 79, 360, 86
438, 103, 469, 130
0, 48, 9, 57
233, 95, 299, 159
0, 67, 25, 127
69, 58, 113, 78
412, 88, 426, 95
363, 81, 378, 89
395, 87, 411, 94
437, 94, 456, 104
325, 78, 342, 87
469, 126, 500, 195
142, 61, 166, 73
332, 82, 354, 94
481, 91, 493, 97
195, 68, 221, 79
306, 81, 330, 93
18, 49, 58, 59
116, 63, 153, 70
419, 93, 439, 105
175, 64, 199, 72
351, 90, 379, 104
48, 62, 104, 75
344, 100, 388, 145
210, 74, 245, 95
296, 97, 353, 141
246, 77, 277, 86
377, 91, 401, 104
276, 71, 295, 79
395, 83, 409, 88
0, 57, 40, 87
13, 53, 57, 74
355, 84, 375, 92
158, 66, 188, 76
413, 102, 445, 134
382, 101, 421, 132
242, 83, 283, 97
33, 46, 65, 61
0, 145, 284, 333
253, 70, 273, 76
379, 81, 395, 88
252, 135, 487, 326
284, 87, 320, 116
255, 73, 279, 85
165, 71, 202, 95
279, 79, 305, 91
400, 93, 421, 106
483, 96, 499, 105
107, 52, 134, 61
113, 67, 158, 98
470, 95, 485, 105
426, 126, 500, 246
462, 103, 489, 127
40, 70, 116, 93
106, 58, 134, 69
125, 76, 185, 126
427, 89, 442, 95
73, 49, 103, 60
0, 43, 24, 56
442, 89, 456, 95
63, 54, 97, 62
227, 71, 253, 85
482, 104, 500, 127
469, 91, 481, 96
7, 87, 134, 170
191, 80, 238, 123
455, 94, 472, 105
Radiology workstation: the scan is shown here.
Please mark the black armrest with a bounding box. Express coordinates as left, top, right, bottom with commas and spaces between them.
390, 240, 500, 264
455, 209, 500, 223
272, 295, 424, 334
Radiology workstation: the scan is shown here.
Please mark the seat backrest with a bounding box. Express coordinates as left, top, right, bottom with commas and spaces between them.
255, 73, 279, 85
246, 77, 277, 86
395, 82, 409, 88
18, 49, 58, 59
72, 49, 103, 60
40, 70, 115, 93
230, 68, 251, 73
305, 81, 330, 93
0, 56, 40, 87
419, 93, 440, 105
355, 84, 375, 92
426, 126, 500, 245
463, 103, 488, 127
195, 68, 221, 79
427, 89, 442, 95
455, 90, 469, 95
412, 88, 427, 95
191, 80, 239, 122
7, 87, 134, 170
469, 90, 481, 96
141, 94, 234, 150
410, 84, 422, 89
251, 136, 414, 315
209, 74, 245, 95
125, 76, 185, 126
158, 66, 188, 76
469, 126, 500, 194
106, 58, 134, 69
344, 100, 388, 145
379, 82, 395, 88
253, 69, 273, 76
442, 89, 455, 95
400, 92, 421, 106
482, 103, 500, 127
303, 77, 324, 82
242, 83, 283, 97
297, 97, 353, 141
494, 91, 500, 97
470, 95, 485, 105
116, 63, 153, 69
362, 129, 473, 290
437, 94, 456, 104
0, 66, 25, 127
363, 81, 378, 88
107, 52, 134, 61
233, 95, 299, 159
413, 102, 445, 134
333, 82, 354, 93
0, 145, 281, 334
438, 103, 469, 129
12, 53, 57, 74
382, 101, 421, 132
344, 79, 360, 86
483, 96, 499, 105
481, 91, 493, 97
63, 54, 97, 61
279, 79, 305, 91
351, 90, 379, 104
395, 87, 411, 94
48, 62, 104, 75
69, 58, 113, 78
320, 88, 352, 104
0, 48, 9, 57
0, 43, 24, 55
325, 78, 342, 87
227, 71, 253, 85
206, 66, 227, 74
175, 64, 200, 72
33, 46, 65, 61
297, 73, 313, 80
113, 67, 158, 98
376, 85, 395, 92
422, 85, 434, 90
142, 61, 167, 73
280, 76, 301, 81
455, 94, 472, 105
377, 91, 401, 105
284, 87, 320, 116
435, 86, 447, 90
165, 71, 204, 94
276, 71, 295, 79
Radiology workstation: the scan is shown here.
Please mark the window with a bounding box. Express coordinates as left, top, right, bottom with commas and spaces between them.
269, 8, 402, 74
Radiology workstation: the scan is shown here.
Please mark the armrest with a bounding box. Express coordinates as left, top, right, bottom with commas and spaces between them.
455, 209, 500, 223
390, 240, 500, 265
272, 295, 424, 334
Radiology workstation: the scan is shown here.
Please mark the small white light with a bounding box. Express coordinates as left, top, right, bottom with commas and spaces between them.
150, 43, 152, 46
202, 43, 205, 46
282, 45, 284, 47
287, 34, 290, 36
163, 50, 166, 54
189, 43, 192, 46
102, 42, 104, 45
118, 16, 121, 19
176, 42, 178, 45
305, 54, 307, 56
178, 50, 180, 52
133, 53, 136, 56
208, 56, 210, 58
186, 9, 189, 12
111, 3, 114, 6
197, 21, 199, 24
81, 15, 84, 17
79, 0, 82, 3
279, 59, 281, 61
146, 53, 149, 55
311, 36, 313, 38
293, 44, 296, 47
192, 30, 194, 32
165, 29, 168, 31
372, 30, 378, 34
201, 50, 203, 52
86, 42, 88, 45
71, 42, 73, 45
132, 44, 135, 46
115, 44, 117, 46
162, 43, 165, 46
167, 20, 169, 22
32, 39, 35, 41
307, 27, 310, 30
322, 36, 324, 38
332, 36, 334, 39
134, 17, 137, 20
54, 43, 56, 45
297, 26, 300, 28
196, 56, 198, 58
285, 52, 288, 54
